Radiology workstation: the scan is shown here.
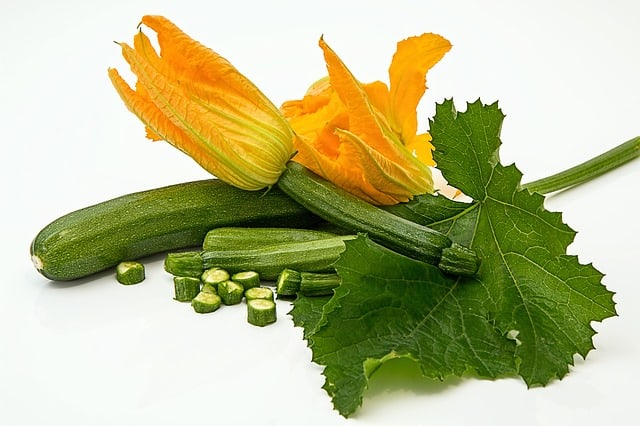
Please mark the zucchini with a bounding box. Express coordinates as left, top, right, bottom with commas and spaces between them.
201, 235, 355, 280
277, 162, 479, 277
203, 227, 336, 251
31, 179, 320, 281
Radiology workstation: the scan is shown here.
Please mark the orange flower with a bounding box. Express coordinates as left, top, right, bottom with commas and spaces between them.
108, 15, 295, 190
282, 34, 451, 205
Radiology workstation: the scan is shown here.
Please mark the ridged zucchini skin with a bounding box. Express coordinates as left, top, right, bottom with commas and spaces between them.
202, 227, 337, 251
31, 180, 319, 281
277, 162, 479, 276
201, 236, 353, 280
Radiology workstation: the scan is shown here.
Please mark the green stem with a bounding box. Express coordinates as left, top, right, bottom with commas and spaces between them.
521, 136, 639, 194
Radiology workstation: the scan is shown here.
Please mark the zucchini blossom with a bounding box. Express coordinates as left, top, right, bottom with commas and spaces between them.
282, 35, 451, 205
108, 15, 295, 190
109, 16, 451, 204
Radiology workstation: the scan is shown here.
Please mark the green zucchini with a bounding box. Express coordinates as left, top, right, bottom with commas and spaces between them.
201, 235, 355, 280
277, 162, 479, 277
203, 227, 337, 251
31, 179, 320, 281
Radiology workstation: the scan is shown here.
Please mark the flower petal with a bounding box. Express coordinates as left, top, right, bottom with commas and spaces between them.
318, 38, 433, 199
335, 128, 433, 201
387, 33, 451, 143
406, 132, 436, 166
140, 15, 291, 148
319, 38, 431, 172
292, 135, 397, 205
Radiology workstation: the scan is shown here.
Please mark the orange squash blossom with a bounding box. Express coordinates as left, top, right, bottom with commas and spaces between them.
108, 15, 295, 190
282, 34, 451, 205
109, 16, 451, 204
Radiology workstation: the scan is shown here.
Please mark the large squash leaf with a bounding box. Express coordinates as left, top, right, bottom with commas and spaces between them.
289, 99, 617, 417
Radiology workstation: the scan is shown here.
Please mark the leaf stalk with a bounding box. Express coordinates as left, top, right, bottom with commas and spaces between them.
521, 136, 639, 194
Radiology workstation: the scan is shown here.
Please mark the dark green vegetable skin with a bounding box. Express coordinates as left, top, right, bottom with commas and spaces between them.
31, 180, 319, 281
277, 162, 480, 277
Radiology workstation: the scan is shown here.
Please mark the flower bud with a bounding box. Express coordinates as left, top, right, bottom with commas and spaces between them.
108, 15, 294, 190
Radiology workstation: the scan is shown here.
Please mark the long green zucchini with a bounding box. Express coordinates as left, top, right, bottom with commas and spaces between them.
201, 235, 354, 280
277, 162, 479, 277
202, 227, 337, 251
164, 235, 354, 281
31, 180, 320, 281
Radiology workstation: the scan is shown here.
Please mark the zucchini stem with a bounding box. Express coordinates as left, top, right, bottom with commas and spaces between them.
521, 136, 639, 194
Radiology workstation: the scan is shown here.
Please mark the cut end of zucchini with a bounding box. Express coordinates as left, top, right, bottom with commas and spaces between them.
276, 268, 301, 297
244, 286, 274, 301
164, 252, 204, 278
232, 271, 261, 290
201, 267, 230, 286
31, 254, 44, 272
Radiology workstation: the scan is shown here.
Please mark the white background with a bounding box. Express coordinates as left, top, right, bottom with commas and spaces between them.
2, 1, 639, 425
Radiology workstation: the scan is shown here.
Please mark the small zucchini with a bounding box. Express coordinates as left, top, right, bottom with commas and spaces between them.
201, 235, 355, 280
31, 179, 319, 281
277, 162, 479, 277
202, 227, 336, 251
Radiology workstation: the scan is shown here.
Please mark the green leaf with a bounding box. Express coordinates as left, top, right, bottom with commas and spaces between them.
431, 99, 616, 385
295, 236, 518, 416
289, 294, 331, 340
289, 99, 617, 417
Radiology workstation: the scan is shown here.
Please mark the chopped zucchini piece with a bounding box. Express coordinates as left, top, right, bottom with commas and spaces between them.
173, 276, 201, 302
164, 251, 203, 278
275, 269, 301, 298
217, 280, 244, 305
201, 282, 218, 294
232, 271, 261, 291
201, 267, 230, 290
116, 261, 145, 285
244, 287, 274, 301
191, 292, 222, 314
247, 299, 277, 326
299, 272, 341, 297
